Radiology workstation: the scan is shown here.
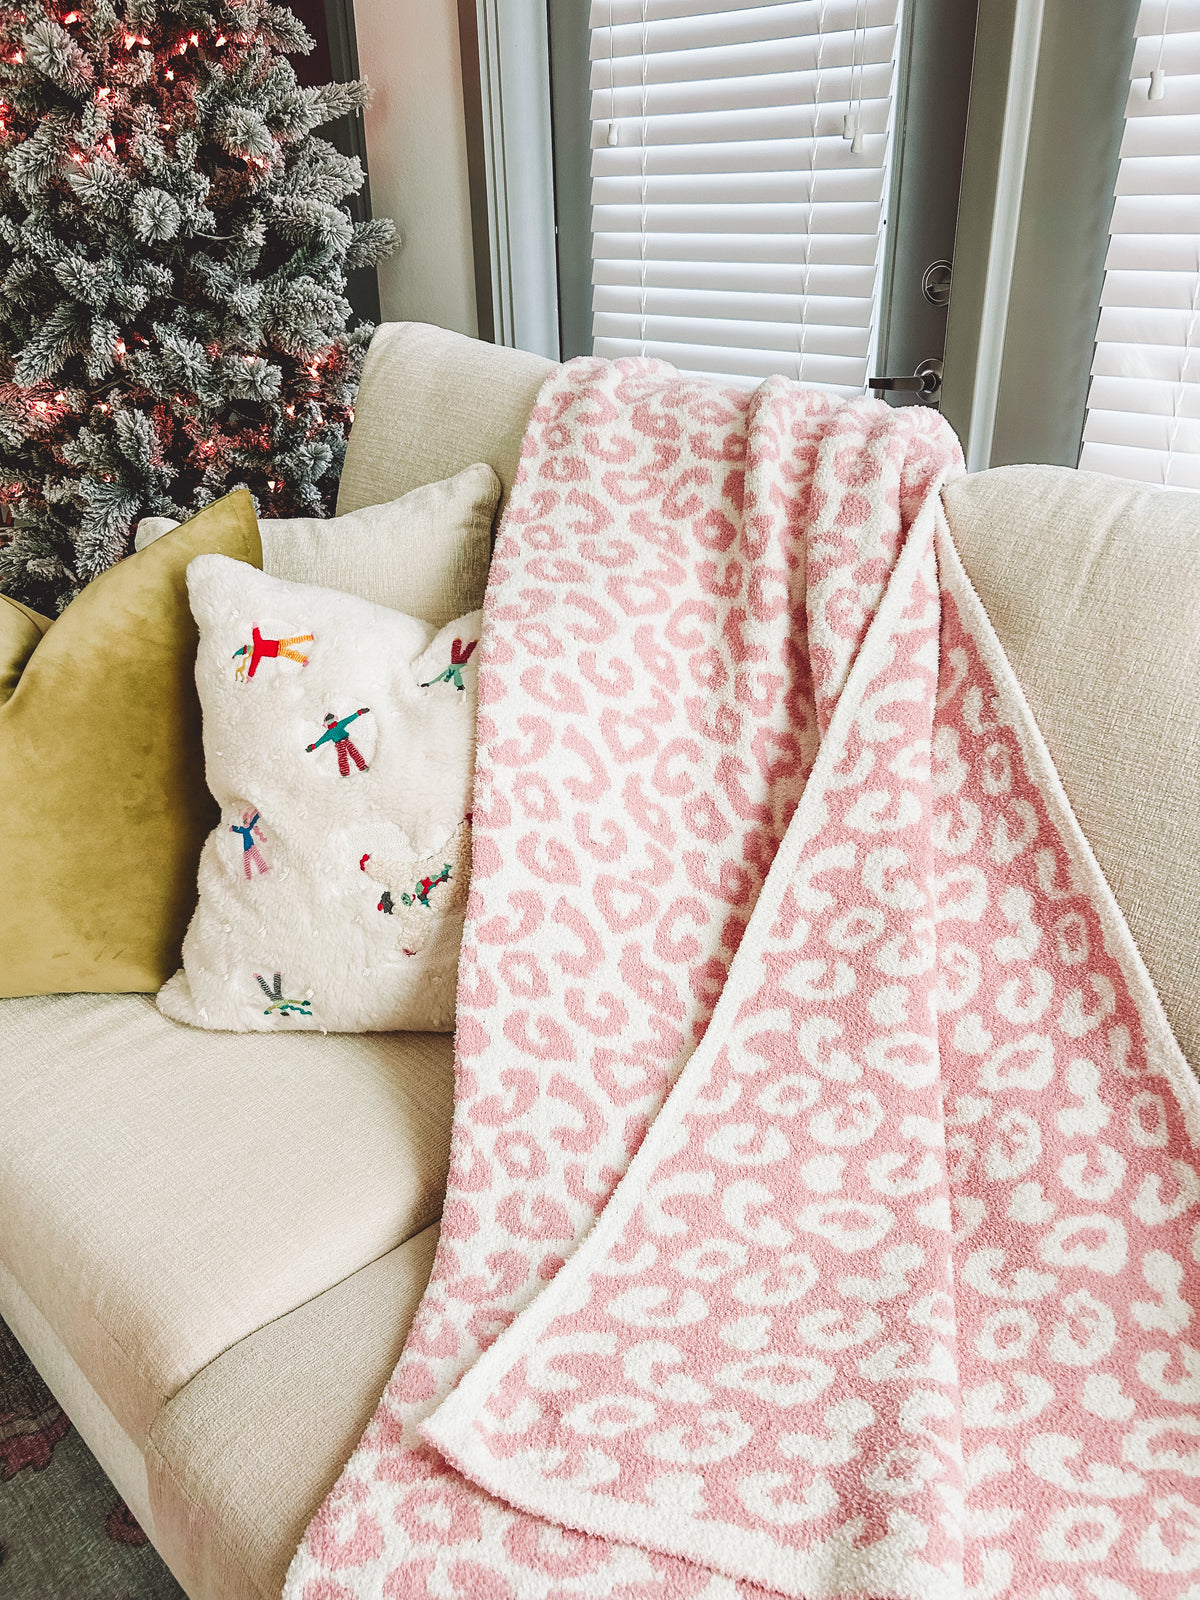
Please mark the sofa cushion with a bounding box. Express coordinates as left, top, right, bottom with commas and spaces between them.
135, 463, 502, 629
335, 322, 553, 519
943, 464, 1200, 1067
145, 1225, 439, 1600
0, 490, 262, 998
0, 993, 454, 1445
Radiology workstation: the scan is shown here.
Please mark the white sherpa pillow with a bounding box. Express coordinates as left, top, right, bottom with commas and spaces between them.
157, 555, 481, 1033
134, 463, 500, 627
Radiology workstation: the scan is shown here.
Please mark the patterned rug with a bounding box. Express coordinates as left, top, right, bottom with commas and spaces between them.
0, 1315, 186, 1600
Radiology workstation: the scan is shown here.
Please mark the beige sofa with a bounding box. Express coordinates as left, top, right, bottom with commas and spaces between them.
1, 322, 1197, 1600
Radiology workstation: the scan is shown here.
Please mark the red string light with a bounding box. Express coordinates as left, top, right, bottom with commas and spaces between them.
114, 340, 126, 356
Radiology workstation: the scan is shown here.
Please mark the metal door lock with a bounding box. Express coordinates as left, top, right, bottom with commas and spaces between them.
868, 358, 943, 403
921, 260, 953, 307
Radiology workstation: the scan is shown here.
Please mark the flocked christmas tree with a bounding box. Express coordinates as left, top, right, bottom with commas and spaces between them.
0, 0, 398, 613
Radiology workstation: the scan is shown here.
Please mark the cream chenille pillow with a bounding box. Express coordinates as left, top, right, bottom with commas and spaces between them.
135, 462, 500, 627
157, 555, 481, 1033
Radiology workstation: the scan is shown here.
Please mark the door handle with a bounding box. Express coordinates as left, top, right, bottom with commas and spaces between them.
868, 358, 943, 402
868, 375, 928, 393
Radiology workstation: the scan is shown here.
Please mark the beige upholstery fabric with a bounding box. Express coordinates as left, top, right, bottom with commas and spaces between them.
261, 465, 499, 625
944, 465, 1200, 1068
146, 1226, 439, 1600
0, 992, 453, 1444
134, 465, 500, 629
0, 1260, 160, 1553
336, 323, 553, 519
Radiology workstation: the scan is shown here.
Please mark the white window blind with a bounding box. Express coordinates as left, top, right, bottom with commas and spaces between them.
1081, 0, 1200, 488
588, 0, 904, 394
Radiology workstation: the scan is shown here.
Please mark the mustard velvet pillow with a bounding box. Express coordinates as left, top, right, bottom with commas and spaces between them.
0, 491, 262, 997
0, 595, 51, 706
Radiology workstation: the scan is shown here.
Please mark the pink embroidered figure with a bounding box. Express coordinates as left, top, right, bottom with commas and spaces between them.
232, 626, 313, 682
229, 809, 269, 878
420, 637, 477, 692
305, 707, 370, 776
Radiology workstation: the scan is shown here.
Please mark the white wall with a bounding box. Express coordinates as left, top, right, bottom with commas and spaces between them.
354, 0, 478, 336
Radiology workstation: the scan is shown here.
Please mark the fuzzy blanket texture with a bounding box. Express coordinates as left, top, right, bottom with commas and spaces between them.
285, 361, 1199, 1600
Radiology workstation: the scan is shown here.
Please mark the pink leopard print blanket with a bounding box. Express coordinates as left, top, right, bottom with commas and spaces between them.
285, 363, 1199, 1600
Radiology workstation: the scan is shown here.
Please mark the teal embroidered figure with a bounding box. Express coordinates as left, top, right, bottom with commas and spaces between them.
306, 707, 370, 776
420, 637, 477, 692
230, 809, 269, 878
232, 627, 313, 682
254, 972, 312, 1017
402, 863, 453, 909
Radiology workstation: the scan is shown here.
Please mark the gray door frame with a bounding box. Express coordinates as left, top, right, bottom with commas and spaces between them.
941, 0, 1137, 469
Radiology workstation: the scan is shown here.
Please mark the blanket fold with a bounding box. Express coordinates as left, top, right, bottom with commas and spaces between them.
286, 361, 1199, 1600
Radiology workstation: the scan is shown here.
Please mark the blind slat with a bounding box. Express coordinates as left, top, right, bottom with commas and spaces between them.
593, 258, 878, 297
590, 1, 901, 52
590, 26, 897, 86
591, 167, 885, 204
594, 286, 876, 327
592, 231, 882, 266
593, 63, 895, 119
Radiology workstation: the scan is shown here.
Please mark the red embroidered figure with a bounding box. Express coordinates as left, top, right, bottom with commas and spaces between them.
232, 626, 314, 682
306, 708, 370, 776
229, 808, 270, 878
420, 637, 477, 692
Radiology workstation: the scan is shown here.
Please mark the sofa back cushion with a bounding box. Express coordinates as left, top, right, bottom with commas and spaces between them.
335, 322, 553, 520
0, 491, 261, 997
135, 464, 502, 628
943, 464, 1200, 1067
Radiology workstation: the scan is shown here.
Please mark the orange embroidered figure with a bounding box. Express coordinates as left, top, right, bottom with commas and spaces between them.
306, 708, 370, 776
232, 626, 313, 682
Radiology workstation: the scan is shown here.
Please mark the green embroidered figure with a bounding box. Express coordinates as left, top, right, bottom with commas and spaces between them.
420, 637, 477, 692
401, 863, 453, 909
254, 972, 312, 1018
305, 707, 370, 775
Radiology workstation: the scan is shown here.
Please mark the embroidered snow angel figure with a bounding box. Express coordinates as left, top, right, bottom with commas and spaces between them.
420, 636, 477, 691
252, 972, 311, 1018
305, 707, 370, 776
358, 819, 471, 954
402, 862, 452, 909
231, 626, 313, 682
229, 809, 269, 878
